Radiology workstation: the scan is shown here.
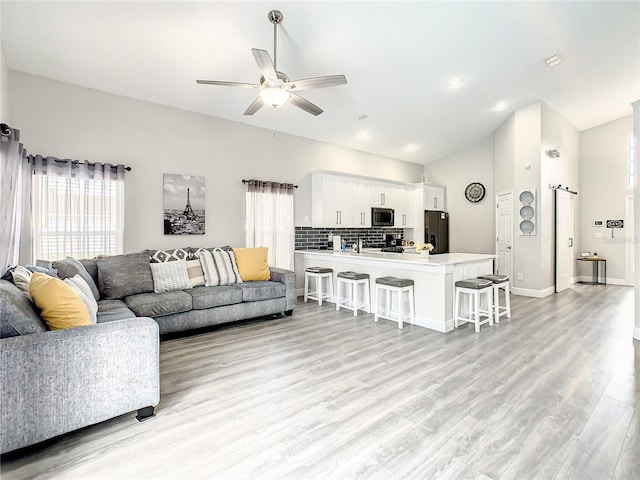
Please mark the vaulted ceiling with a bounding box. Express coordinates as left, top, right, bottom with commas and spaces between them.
2, 1, 639, 163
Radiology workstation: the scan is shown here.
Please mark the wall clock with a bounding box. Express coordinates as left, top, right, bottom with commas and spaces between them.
465, 182, 486, 203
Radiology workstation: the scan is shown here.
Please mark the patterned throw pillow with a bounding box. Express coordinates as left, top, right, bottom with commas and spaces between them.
185, 259, 205, 287
149, 248, 193, 263
149, 259, 192, 293
196, 248, 243, 287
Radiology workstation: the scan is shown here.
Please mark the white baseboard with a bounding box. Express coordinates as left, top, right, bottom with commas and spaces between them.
634, 326, 640, 341
511, 286, 555, 298
576, 275, 631, 286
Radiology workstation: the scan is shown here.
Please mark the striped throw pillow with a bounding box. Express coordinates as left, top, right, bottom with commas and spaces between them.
186, 259, 205, 287
196, 248, 243, 286
149, 259, 192, 293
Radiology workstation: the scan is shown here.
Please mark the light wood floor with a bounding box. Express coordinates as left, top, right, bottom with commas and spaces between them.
2, 284, 639, 480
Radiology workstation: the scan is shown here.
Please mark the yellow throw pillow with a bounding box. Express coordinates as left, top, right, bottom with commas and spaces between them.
232, 247, 271, 281
29, 272, 91, 330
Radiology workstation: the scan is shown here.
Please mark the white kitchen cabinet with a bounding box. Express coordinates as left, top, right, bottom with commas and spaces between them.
424, 184, 446, 211
370, 181, 395, 207
352, 179, 371, 227
312, 173, 353, 227
394, 184, 416, 227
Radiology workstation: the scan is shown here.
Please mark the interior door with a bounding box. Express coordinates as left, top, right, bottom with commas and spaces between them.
555, 189, 574, 292
496, 192, 513, 277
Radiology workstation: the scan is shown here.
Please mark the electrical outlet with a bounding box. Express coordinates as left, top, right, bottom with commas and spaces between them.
517, 273, 523, 280
404, 291, 410, 300
304, 215, 309, 223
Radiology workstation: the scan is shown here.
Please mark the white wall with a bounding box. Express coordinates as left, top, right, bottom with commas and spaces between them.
424, 137, 495, 254
493, 100, 579, 295
540, 102, 580, 286
9, 71, 424, 258
579, 115, 633, 283
1, 48, 9, 122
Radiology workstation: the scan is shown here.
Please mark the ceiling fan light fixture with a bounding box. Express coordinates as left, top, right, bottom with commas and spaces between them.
259, 87, 290, 108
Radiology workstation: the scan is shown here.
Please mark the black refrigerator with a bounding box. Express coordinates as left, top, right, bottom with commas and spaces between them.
424, 210, 449, 254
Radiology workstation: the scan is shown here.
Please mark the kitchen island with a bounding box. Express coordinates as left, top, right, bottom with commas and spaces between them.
295, 250, 497, 332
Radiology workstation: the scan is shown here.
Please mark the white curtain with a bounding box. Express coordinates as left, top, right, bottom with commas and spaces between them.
0, 125, 26, 271
245, 180, 295, 270
31, 156, 125, 261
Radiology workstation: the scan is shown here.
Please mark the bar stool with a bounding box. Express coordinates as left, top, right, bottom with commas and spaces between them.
454, 278, 493, 333
478, 274, 511, 324
336, 271, 371, 316
374, 277, 415, 329
304, 267, 334, 306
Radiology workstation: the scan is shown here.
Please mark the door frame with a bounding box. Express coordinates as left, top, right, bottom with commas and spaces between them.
625, 195, 634, 286
495, 190, 514, 279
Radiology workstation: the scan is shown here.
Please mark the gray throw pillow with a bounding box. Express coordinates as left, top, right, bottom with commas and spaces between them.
0, 280, 48, 337
96, 251, 154, 300
53, 257, 101, 301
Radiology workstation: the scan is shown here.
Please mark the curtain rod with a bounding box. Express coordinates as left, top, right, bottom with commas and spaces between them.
549, 184, 578, 195
242, 179, 298, 188
45, 157, 131, 172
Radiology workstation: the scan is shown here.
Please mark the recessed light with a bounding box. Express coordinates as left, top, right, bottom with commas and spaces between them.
494, 101, 510, 111
545, 54, 562, 68
448, 77, 464, 88
405, 143, 418, 152
358, 130, 370, 140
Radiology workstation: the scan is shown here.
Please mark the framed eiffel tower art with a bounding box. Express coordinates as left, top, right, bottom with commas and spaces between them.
163, 174, 206, 235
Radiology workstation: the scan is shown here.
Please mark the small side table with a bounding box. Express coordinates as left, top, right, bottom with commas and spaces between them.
577, 257, 606, 285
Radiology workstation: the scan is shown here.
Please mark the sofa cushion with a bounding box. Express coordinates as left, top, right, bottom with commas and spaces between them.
96, 300, 137, 323
233, 247, 271, 281
187, 285, 243, 310
150, 260, 192, 293
97, 251, 154, 300
29, 273, 92, 330
52, 257, 100, 301
235, 281, 285, 302
0, 280, 47, 337
124, 291, 193, 318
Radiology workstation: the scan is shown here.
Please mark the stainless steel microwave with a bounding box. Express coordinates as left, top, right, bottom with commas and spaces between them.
371, 207, 394, 226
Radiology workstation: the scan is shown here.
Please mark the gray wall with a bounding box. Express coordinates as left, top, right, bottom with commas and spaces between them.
579, 115, 633, 283
424, 136, 495, 254
9, 71, 424, 259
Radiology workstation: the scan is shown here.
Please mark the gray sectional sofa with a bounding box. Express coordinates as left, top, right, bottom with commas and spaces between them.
0, 248, 296, 453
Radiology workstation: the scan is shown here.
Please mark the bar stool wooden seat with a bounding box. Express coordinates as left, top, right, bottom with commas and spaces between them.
478, 274, 511, 324
454, 278, 493, 333
304, 267, 334, 306
336, 271, 371, 316
374, 276, 415, 329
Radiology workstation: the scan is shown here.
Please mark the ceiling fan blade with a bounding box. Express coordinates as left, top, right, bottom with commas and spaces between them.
243, 97, 264, 116
286, 75, 347, 91
289, 93, 323, 116
252, 48, 277, 81
196, 80, 258, 88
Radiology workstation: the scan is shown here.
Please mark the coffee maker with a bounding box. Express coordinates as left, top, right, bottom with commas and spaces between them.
384, 233, 397, 247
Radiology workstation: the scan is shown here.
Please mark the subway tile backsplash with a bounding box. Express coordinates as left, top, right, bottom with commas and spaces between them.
295, 227, 404, 250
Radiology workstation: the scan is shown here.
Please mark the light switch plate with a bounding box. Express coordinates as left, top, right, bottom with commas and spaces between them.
593, 220, 604, 227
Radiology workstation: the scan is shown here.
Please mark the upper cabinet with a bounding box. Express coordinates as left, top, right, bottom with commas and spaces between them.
300, 171, 420, 228
394, 184, 416, 227
311, 173, 354, 227
424, 184, 446, 211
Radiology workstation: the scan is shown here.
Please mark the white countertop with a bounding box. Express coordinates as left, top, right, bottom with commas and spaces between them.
295, 249, 496, 266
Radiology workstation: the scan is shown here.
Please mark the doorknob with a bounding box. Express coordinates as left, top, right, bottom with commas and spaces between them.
569, 238, 574, 247
506, 246, 512, 250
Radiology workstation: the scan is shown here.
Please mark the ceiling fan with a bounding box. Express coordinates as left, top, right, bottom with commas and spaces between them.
196, 10, 347, 116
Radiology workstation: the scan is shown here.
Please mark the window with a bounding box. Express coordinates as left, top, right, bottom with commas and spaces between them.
629, 134, 636, 189
31, 157, 125, 261
245, 180, 295, 270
